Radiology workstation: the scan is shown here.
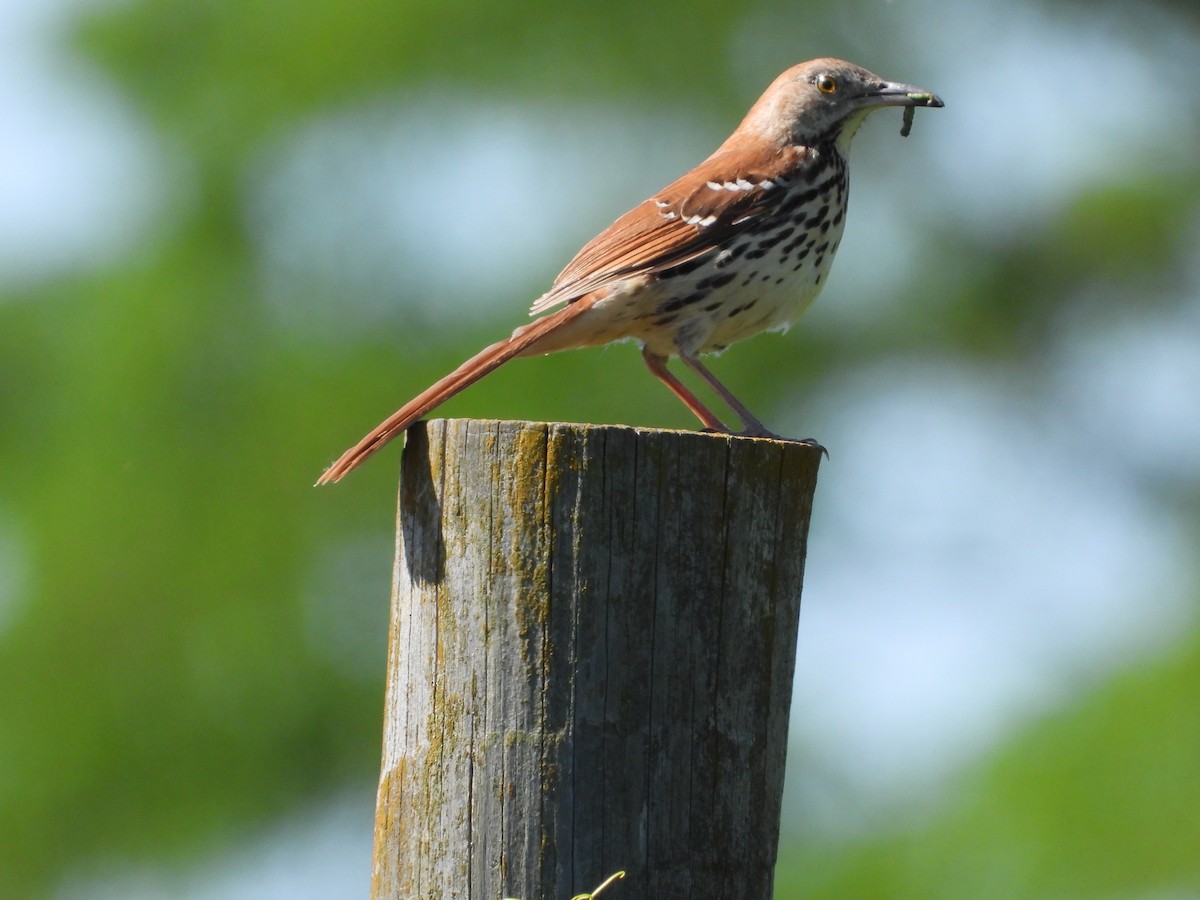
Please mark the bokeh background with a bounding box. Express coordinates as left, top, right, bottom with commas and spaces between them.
2, 0, 1199, 896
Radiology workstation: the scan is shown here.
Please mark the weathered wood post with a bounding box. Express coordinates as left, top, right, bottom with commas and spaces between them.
372, 419, 821, 899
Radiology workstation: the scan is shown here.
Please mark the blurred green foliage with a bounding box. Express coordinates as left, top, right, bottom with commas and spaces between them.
0, 0, 1197, 897
778, 634, 1200, 897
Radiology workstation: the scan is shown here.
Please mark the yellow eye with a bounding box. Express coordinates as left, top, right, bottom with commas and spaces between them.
816, 74, 837, 94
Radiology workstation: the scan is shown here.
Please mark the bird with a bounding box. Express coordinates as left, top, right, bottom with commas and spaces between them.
317, 59, 943, 484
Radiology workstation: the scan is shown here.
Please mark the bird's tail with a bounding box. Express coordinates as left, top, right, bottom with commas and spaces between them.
316, 300, 592, 484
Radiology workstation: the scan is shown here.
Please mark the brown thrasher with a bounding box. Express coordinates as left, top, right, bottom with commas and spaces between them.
318, 59, 942, 484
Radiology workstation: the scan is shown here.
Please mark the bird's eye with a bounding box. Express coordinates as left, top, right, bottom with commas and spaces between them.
816, 74, 838, 94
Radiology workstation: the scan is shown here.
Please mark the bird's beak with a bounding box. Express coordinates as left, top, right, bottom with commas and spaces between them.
863, 81, 945, 109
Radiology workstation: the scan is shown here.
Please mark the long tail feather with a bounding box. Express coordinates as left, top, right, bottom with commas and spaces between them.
317, 301, 591, 484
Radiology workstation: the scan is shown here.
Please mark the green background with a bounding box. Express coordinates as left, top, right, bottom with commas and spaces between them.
1, 0, 1198, 896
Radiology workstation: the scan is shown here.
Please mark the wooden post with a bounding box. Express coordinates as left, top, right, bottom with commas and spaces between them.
372, 419, 821, 899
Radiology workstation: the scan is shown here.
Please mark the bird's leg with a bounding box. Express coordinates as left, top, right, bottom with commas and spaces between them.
680, 352, 828, 454
678, 352, 777, 437
641, 348, 729, 432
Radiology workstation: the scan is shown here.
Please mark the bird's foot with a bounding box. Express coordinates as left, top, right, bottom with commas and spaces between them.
792, 436, 830, 459
743, 430, 830, 458
702, 425, 830, 458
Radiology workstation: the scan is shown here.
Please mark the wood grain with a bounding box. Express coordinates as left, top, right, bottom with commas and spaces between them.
372, 419, 821, 899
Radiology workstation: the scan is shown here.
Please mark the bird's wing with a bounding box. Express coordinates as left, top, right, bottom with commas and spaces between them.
529, 142, 810, 315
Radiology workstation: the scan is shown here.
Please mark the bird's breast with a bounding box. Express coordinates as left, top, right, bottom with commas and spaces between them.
638, 173, 850, 356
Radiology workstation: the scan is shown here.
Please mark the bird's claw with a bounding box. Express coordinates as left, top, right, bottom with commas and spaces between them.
794, 437, 830, 459
704, 426, 830, 459
752, 432, 829, 459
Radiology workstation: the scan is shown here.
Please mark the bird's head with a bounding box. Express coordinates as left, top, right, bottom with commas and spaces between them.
742, 58, 944, 151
